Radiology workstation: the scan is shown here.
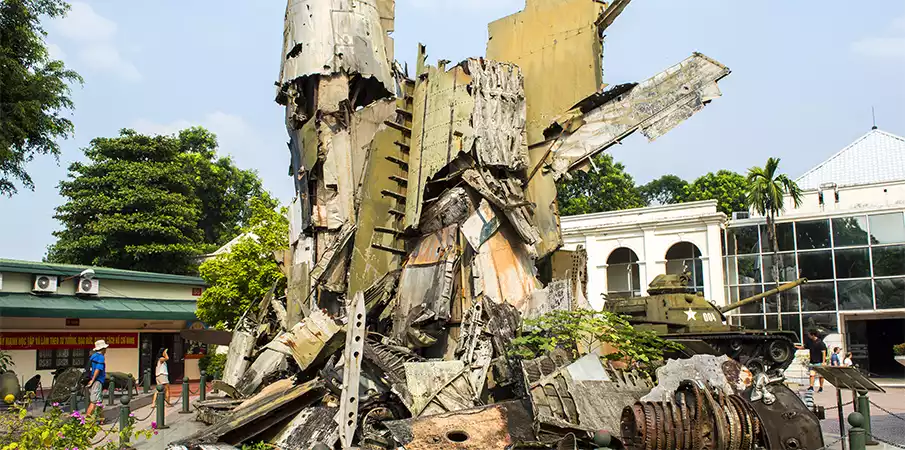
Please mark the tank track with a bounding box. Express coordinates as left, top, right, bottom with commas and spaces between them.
663, 331, 798, 374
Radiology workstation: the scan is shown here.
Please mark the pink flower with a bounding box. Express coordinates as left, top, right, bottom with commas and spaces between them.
96, 401, 103, 406
52, 402, 59, 407
153, 431, 158, 435
70, 411, 81, 418
151, 421, 157, 429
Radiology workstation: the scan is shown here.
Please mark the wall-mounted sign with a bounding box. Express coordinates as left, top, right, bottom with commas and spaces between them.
0, 332, 139, 350
192, 287, 203, 296
65, 318, 80, 326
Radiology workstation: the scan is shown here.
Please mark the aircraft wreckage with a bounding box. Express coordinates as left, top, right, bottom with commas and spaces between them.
169, 0, 825, 448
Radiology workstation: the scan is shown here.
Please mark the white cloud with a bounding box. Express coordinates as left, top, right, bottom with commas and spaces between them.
46, 43, 66, 61
50, 2, 140, 81
851, 12, 905, 61
130, 112, 258, 160
54, 2, 116, 41
850, 37, 905, 60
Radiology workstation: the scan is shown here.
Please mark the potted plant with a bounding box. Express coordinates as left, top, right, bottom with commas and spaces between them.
895, 343, 905, 368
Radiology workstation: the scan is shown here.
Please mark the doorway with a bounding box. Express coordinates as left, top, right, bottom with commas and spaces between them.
139, 333, 186, 383
846, 318, 905, 378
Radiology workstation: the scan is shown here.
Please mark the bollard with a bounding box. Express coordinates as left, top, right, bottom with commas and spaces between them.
69, 388, 78, 412
179, 378, 190, 414
142, 369, 150, 394
107, 382, 116, 407
199, 371, 207, 402
848, 412, 866, 450
119, 396, 131, 449
856, 391, 878, 446
155, 384, 169, 429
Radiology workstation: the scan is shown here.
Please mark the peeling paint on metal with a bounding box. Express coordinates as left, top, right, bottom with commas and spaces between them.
465, 58, 528, 171
486, 0, 606, 145
279, 0, 395, 95
404, 360, 475, 416
270, 406, 339, 449
474, 226, 539, 311
548, 53, 730, 179
461, 199, 500, 251
383, 400, 536, 449
270, 309, 344, 371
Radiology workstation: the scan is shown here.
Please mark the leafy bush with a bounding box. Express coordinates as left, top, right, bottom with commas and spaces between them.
510, 309, 683, 371
0, 351, 13, 373
0, 399, 153, 449
199, 352, 227, 379
894, 343, 905, 357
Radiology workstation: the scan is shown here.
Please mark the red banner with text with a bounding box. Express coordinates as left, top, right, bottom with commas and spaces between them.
0, 333, 139, 350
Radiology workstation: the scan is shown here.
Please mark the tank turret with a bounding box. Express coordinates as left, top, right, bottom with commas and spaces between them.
607, 274, 807, 374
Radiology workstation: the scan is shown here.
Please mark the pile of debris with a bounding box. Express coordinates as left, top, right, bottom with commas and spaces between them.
168, 0, 815, 448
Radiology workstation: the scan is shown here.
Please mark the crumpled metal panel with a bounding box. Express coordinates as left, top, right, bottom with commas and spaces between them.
404, 360, 475, 416
474, 226, 540, 311
391, 225, 459, 345
460, 168, 539, 245
521, 278, 573, 320
405, 63, 475, 229
548, 53, 730, 179
268, 309, 344, 371
176, 378, 326, 446
383, 400, 536, 449
487, 0, 606, 145
317, 115, 356, 229
270, 406, 339, 450
347, 98, 408, 297
461, 199, 500, 251
234, 347, 289, 397
222, 328, 255, 390
522, 351, 653, 438
523, 142, 562, 259
279, 0, 394, 94
466, 58, 528, 171
419, 187, 474, 236
640, 355, 753, 403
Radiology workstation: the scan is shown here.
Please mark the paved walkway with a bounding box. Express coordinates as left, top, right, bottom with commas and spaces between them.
804, 384, 905, 449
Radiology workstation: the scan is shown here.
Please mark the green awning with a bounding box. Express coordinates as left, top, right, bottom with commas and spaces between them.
0, 293, 197, 320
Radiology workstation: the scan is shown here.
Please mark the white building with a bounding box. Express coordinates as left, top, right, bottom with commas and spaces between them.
561, 200, 726, 310
562, 128, 905, 378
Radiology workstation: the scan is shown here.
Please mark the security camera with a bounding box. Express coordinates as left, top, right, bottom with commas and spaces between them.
80, 268, 95, 280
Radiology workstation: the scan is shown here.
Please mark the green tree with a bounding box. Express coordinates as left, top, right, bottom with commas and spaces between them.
683, 170, 749, 215
0, 0, 82, 196
745, 157, 802, 320
510, 309, 682, 373
638, 174, 687, 206
196, 194, 288, 328
557, 153, 645, 215
47, 127, 263, 274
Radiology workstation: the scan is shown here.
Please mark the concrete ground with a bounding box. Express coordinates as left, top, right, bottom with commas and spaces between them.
804, 383, 905, 450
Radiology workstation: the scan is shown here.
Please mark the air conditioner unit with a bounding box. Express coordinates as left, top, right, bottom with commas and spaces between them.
731, 211, 750, 220
76, 277, 99, 296
33, 275, 58, 293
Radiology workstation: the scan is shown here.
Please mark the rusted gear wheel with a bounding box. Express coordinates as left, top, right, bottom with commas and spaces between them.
621, 405, 642, 449
642, 402, 657, 450
671, 401, 685, 450
676, 391, 692, 450
652, 402, 666, 450
679, 381, 710, 450
728, 396, 752, 450
720, 392, 741, 450
663, 401, 675, 450
701, 385, 729, 450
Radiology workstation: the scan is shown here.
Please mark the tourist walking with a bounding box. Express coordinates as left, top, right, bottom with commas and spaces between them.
153, 348, 173, 407
85, 340, 108, 417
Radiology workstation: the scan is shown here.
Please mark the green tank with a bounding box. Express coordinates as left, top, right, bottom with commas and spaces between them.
607, 274, 808, 374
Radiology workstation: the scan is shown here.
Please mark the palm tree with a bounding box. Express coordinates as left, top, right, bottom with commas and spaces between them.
746, 157, 803, 326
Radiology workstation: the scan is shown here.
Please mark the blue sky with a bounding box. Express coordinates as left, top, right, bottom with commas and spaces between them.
2, 0, 904, 261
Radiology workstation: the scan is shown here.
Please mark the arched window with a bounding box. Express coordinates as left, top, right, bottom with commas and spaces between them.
666, 242, 704, 294
607, 247, 641, 299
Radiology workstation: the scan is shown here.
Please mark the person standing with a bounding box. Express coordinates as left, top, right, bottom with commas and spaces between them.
152, 348, 172, 407
830, 347, 841, 366
85, 340, 108, 417
804, 331, 827, 392
843, 352, 854, 367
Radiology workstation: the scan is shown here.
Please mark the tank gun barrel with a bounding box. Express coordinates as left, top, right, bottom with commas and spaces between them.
719, 278, 808, 314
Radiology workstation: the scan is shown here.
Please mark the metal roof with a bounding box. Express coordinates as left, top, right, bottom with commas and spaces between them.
0, 293, 197, 320
796, 128, 905, 190
0, 259, 206, 286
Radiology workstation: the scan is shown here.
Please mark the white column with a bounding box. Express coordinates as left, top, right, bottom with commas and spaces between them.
705, 223, 726, 306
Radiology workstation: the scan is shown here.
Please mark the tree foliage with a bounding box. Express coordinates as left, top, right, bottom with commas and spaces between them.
0, 0, 82, 196
683, 170, 749, 215
196, 194, 288, 328
557, 153, 646, 215
510, 309, 682, 371
47, 127, 263, 274
638, 174, 688, 206
746, 157, 802, 316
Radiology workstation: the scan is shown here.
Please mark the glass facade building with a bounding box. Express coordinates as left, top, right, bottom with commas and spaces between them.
723, 211, 905, 344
